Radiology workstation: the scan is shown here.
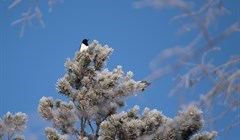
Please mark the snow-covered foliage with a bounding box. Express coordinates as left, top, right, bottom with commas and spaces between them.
38, 40, 216, 139
0, 112, 27, 140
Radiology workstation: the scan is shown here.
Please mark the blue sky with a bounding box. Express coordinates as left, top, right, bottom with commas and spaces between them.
1, 0, 239, 139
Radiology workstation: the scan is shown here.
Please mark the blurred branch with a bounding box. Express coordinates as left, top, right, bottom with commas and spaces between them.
4, 0, 62, 37
8, 0, 21, 9
134, 0, 240, 134
146, 21, 240, 82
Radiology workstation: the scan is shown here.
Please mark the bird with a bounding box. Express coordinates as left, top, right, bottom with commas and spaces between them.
80, 39, 89, 52
140, 80, 151, 91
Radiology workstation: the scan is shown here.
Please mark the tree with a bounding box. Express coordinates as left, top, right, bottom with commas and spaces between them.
38, 40, 217, 140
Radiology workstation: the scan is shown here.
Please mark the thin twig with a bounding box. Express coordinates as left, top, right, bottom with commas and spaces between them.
88, 120, 95, 135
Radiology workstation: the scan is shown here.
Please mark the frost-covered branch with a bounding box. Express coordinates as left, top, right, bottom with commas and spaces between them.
99, 105, 217, 140
0, 112, 27, 140
4, 0, 62, 37
133, 0, 240, 133
45, 127, 69, 140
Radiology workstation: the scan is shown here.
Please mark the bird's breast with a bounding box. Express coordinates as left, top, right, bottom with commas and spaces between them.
80, 44, 88, 52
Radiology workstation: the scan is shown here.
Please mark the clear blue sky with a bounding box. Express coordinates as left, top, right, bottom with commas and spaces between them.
0, 0, 239, 139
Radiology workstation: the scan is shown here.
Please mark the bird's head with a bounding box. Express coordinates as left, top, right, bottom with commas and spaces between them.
82, 39, 89, 46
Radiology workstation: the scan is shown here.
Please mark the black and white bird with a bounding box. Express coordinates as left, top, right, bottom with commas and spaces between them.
140, 80, 151, 91
80, 39, 89, 52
